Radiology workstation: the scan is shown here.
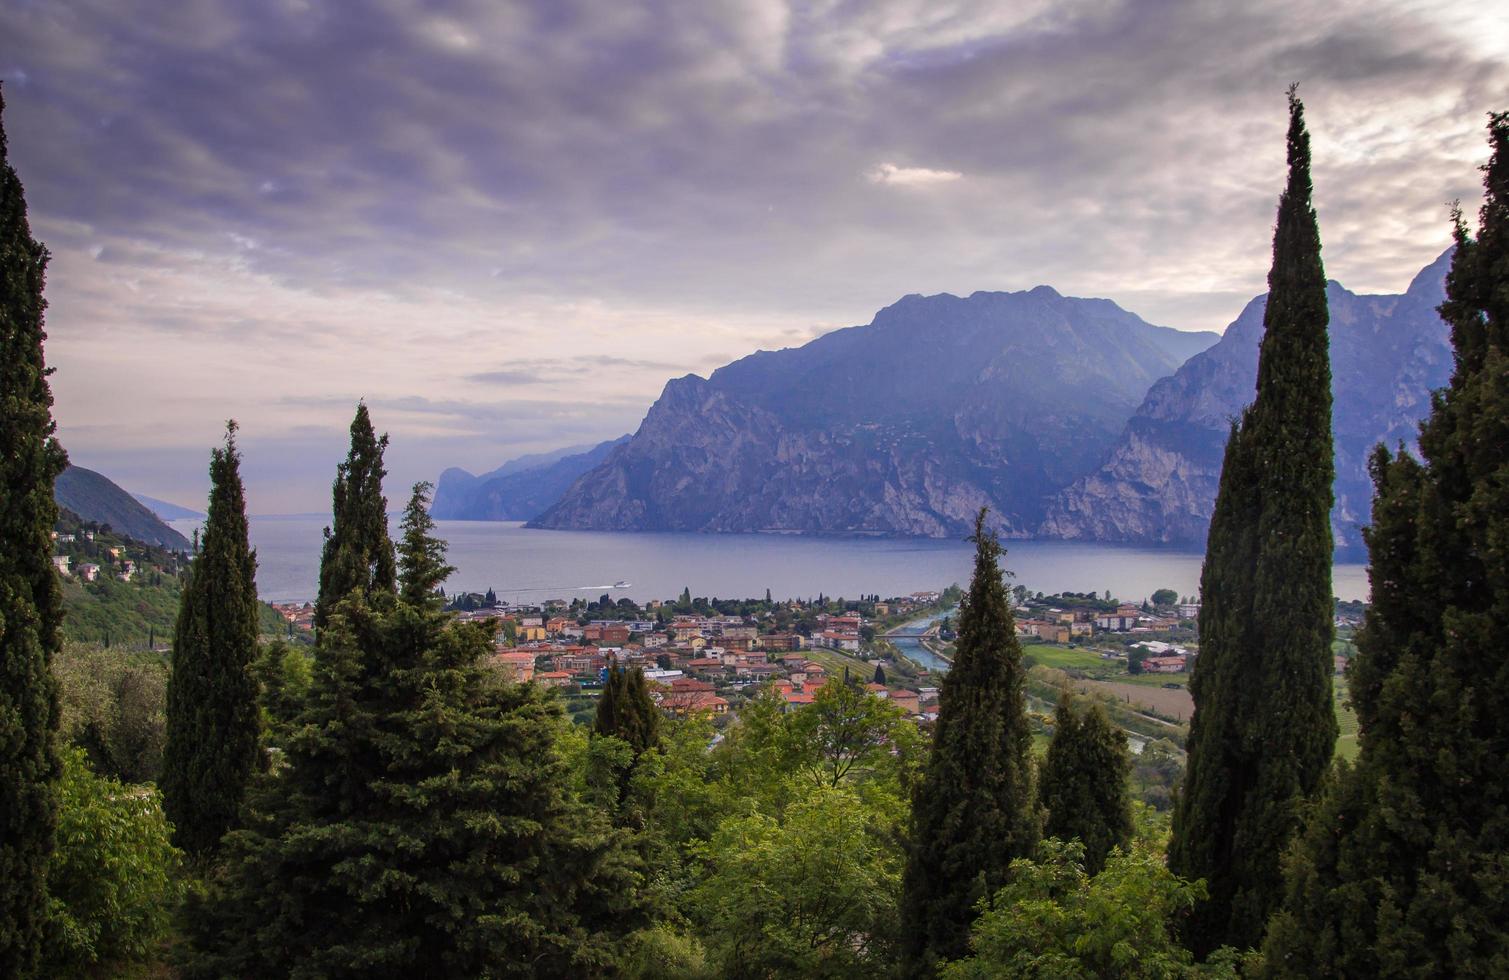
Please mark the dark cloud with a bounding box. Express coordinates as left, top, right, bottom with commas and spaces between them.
2, 0, 1503, 509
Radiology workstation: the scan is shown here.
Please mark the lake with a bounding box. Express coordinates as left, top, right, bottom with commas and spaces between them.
172, 516, 1371, 605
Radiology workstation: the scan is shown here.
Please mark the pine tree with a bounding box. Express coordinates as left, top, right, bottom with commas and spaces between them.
0, 84, 67, 977
1169, 88, 1336, 956
160, 422, 262, 855
1262, 110, 1509, 978
187, 479, 644, 976
900, 508, 1040, 971
315, 403, 396, 630
1039, 696, 1133, 875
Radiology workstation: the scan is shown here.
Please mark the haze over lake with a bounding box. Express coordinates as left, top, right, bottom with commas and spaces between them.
174, 517, 1369, 606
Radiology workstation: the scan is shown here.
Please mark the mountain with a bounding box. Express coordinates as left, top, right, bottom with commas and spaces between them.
531, 288, 1219, 537
55, 465, 193, 550
431, 436, 631, 520
1039, 249, 1455, 551
133, 493, 204, 521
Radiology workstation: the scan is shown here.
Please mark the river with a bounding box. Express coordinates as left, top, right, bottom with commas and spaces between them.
172, 516, 1371, 607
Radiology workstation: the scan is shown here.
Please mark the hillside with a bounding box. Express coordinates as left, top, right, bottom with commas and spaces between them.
1040, 249, 1455, 551
532, 288, 1219, 537
55, 465, 192, 550
432, 436, 630, 520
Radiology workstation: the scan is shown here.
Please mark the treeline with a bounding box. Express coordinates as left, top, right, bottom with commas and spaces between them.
5, 89, 1509, 978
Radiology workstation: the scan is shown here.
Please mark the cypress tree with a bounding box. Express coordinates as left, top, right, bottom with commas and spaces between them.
594, 662, 660, 758
315, 403, 396, 631
1263, 111, 1509, 978
1168, 87, 1336, 956
0, 84, 67, 977
899, 508, 1040, 972
160, 422, 262, 855
1040, 696, 1133, 875
187, 479, 644, 976
873, 663, 887, 686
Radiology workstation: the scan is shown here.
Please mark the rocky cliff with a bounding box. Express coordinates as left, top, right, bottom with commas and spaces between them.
431, 436, 630, 521
531, 288, 1219, 537
1039, 250, 1455, 551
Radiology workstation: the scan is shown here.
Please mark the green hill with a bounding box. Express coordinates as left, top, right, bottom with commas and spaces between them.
55, 464, 192, 550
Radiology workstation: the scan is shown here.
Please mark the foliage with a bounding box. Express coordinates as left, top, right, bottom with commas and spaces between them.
1151, 588, 1179, 607
1262, 110, 1509, 979
53, 643, 168, 784
185, 490, 646, 977
619, 925, 714, 979
1170, 89, 1336, 956
249, 640, 311, 752
691, 783, 902, 978
0, 83, 67, 977
596, 662, 662, 758
160, 423, 262, 855
901, 509, 1041, 971
784, 677, 922, 791
42, 747, 183, 973
942, 836, 1253, 979
59, 574, 183, 648
1040, 697, 1133, 874
315, 403, 397, 631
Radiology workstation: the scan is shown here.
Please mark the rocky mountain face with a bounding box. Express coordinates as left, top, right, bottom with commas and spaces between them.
1040, 249, 1455, 551
55, 465, 192, 550
431, 436, 630, 520
530, 288, 1219, 537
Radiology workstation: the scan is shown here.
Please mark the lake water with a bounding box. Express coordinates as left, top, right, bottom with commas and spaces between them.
172, 516, 1371, 605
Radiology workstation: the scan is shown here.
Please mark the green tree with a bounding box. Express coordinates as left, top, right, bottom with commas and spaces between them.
160, 423, 262, 856
942, 836, 1248, 979
42, 748, 184, 974
900, 509, 1040, 971
873, 663, 886, 686
691, 783, 902, 978
1040, 697, 1133, 875
314, 403, 396, 631
785, 678, 920, 791
1262, 111, 1509, 978
1169, 89, 1336, 956
52, 644, 168, 784
0, 84, 67, 977
1151, 588, 1178, 607
186, 482, 644, 977
595, 663, 662, 759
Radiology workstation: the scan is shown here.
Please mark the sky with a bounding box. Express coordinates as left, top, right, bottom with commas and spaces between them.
3, 0, 1506, 514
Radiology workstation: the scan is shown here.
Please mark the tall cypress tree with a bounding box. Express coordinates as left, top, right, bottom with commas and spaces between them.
1040, 696, 1133, 875
0, 84, 67, 977
187, 477, 645, 976
594, 662, 661, 759
160, 422, 262, 855
1169, 88, 1336, 956
899, 508, 1040, 972
1263, 111, 1509, 978
315, 403, 396, 631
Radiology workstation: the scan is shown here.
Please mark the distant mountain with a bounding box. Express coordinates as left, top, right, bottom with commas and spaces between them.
56, 465, 193, 550
532, 288, 1219, 537
132, 493, 204, 521
431, 436, 631, 520
1040, 249, 1455, 551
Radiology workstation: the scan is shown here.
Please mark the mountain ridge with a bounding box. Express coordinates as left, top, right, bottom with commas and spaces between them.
531, 287, 1219, 537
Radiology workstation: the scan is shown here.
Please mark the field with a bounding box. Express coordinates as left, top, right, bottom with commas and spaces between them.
1021, 643, 1113, 674
1076, 679, 1194, 722
1334, 677, 1360, 760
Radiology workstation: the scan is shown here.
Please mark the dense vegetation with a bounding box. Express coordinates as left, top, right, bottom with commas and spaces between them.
0, 83, 67, 977
1261, 110, 1509, 978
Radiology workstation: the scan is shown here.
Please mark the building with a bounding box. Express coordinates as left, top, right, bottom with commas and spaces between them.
51, 555, 70, 575
535, 670, 573, 688
1142, 656, 1187, 674
491, 650, 538, 683
78, 563, 101, 582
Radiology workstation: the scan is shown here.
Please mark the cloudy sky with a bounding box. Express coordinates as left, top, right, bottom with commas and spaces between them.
4, 0, 1505, 514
